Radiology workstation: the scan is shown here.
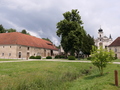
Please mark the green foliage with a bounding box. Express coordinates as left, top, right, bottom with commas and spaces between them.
56, 9, 86, 55
35, 56, 41, 59
0, 24, 6, 33
82, 34, 95, 55
42, 38, 53, 43
0, 61, 120, 89
46, 56, 52, 59
29, 56, 41, 59
55, 55, 66, 59
6, 28, 16, 33
90, 46, 114, 75
29, 56, 35, 59
21, 29, 30, 35
68, 56, 76, 60
56, 9, 94, 56
87, 57, 92, 60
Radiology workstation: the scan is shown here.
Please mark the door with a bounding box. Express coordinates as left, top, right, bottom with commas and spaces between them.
18, 52, 21, 58
26, 52, 30, 60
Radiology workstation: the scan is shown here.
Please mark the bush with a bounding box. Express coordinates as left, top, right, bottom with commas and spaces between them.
35, 56, 41, 59
55, 55, 60, 59
55, 55, 66, 59
46, 56, 52, 59
68, 56, 76, 60
29, 56, 41, 59
87, 57, 91, 60
29, 56, 35, 59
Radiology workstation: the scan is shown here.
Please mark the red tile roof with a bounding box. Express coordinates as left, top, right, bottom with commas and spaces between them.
109, 37, 120, 47
0, 32, 58, 50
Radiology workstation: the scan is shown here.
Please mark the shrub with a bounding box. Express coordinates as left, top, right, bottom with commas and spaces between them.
87, 57, 91, 60
46, 56, 52, 59
29, 56, 41, 59
68, 56, 76, 60
35, 56, 41, 59
29, 56, 35, 59
55, 55, 60, 59
55, 55, 66, 59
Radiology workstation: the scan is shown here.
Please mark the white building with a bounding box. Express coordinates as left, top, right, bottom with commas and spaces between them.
94, 28, 113, 49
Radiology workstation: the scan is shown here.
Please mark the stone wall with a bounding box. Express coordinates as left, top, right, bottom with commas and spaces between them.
0, 45, 59, 59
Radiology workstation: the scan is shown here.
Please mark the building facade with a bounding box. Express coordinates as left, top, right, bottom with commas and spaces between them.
94, 28, 113, 49
0, 32, 58, 59
108, 37, 120, 59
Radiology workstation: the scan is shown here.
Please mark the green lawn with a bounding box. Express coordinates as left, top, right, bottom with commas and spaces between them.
0, 61, 120, 90
0, 59, 22, 61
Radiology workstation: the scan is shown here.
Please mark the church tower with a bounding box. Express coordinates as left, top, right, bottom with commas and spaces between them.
98, 28, 103, 38
94, 28, 112, 49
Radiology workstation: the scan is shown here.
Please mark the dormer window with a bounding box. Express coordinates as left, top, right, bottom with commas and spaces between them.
47, 43, 52, 46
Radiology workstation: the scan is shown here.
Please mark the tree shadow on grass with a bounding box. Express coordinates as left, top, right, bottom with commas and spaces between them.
84, 73, 109, 80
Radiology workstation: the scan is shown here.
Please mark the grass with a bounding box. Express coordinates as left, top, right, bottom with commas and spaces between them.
0, 59, 22, 61
114, 59, 120, 62
0, 61, 120, 90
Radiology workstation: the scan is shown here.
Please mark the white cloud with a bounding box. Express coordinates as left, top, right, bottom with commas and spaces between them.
51, 36, 60, 46
1, 0, 120, 45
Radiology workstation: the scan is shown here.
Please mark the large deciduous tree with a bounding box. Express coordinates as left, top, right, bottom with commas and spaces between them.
56, 9, 93, 57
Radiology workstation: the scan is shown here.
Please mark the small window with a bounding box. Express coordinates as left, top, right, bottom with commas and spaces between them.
9, 53, 11, 56
3, 46, 4, 48
105, 46, 107, 49
27, 47, 29, 50
10, 46, 11, 48
19, 46, 21, 49
115, 48, 117, 52
2, 53, 4, 56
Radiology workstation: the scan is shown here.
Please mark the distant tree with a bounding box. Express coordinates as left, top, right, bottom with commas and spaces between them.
21, 29, 30, 35
42, 38, 53, 43
82, 34, 95, 56
90, 46, 114, 75
6, 28, 16, 33
56, 9, 86, 56
0, 24, 6, 33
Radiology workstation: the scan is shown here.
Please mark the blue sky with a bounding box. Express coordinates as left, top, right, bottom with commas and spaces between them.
0, 0, 120, 45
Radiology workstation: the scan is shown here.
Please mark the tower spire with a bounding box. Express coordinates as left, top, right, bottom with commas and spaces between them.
109, 34, 112, 39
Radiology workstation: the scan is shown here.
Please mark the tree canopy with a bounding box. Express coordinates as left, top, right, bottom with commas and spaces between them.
21, 29, 30, 35
56, 9, 94, 56
42, 38, 53, 43
6, 28, 16, 33
0, 24, 6, 33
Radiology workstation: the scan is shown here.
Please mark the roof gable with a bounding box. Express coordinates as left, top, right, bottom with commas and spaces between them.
109, 37, 120, 47
0, 32, 58, 50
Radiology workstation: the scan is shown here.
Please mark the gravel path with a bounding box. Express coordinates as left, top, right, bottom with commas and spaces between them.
0, 59, 120, 64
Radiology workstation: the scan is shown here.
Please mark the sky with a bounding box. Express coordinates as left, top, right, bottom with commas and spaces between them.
0, 0, 120, 46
